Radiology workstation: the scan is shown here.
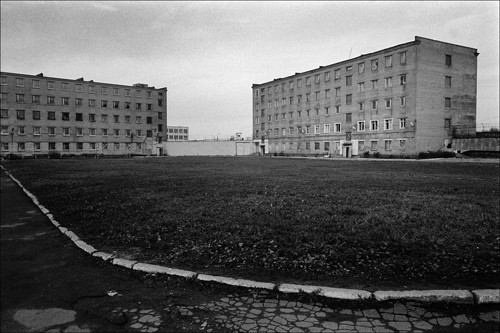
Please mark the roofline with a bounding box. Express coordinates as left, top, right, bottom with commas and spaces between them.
252, 36, 478, 88
0, 71, 167, 90
414, 36, 478, 52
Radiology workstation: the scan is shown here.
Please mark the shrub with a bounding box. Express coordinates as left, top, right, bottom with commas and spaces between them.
373, 152, 381, 158
418, 151, 456, 159
363, 151, 371, 158
48, 152, 61, 159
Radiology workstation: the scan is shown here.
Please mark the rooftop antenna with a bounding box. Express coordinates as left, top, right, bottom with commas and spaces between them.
348, 47, 352, 59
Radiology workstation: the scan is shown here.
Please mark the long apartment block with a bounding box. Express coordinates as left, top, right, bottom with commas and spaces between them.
0, 72, 167, 156
251, 36, 478, 156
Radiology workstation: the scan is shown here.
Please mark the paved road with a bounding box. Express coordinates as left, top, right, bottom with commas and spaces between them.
1, 169, 499, 332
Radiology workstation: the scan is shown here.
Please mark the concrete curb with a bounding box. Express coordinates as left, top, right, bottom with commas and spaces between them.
2, 165, 499, 305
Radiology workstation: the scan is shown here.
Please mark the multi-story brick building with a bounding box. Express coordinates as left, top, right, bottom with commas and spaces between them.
252, 36, 478, 157
0, 72, 167, 156
166, 126, 189, 141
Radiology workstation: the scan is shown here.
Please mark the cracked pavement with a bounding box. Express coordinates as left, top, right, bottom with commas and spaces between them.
1, 170, 499, 333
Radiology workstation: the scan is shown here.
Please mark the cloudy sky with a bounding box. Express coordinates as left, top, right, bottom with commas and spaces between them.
1, 1, 498, 139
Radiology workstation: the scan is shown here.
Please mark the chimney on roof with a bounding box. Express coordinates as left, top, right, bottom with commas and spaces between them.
36, 73, 43, 77
133, 83, 148, 88
76, 77, 84, 81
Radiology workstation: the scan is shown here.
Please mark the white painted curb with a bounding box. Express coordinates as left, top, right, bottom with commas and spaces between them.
2, 165, 499, 305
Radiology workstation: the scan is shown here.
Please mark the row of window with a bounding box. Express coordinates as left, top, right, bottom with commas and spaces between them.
255, 53, 454, 97
258, 118, 407, 137
269, 139, 407, 152
1, 109, 162, 123
255, 52, 409, 98
1, 126, 161, 136
1, 141, 144, 152
2, 93, 163, 109
0, 76, 162, 98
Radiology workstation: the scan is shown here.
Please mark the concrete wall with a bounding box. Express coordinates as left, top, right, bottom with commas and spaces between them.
451, 138, 500, 152
163, 140, 254, 156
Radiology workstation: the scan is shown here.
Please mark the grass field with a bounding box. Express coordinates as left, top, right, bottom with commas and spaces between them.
2, 157, 499, 290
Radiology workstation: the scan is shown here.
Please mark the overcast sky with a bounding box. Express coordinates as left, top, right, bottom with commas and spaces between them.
1, 1, 499, 139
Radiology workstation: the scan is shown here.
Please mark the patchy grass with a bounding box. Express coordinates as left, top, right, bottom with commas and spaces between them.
3, 157, 499, 290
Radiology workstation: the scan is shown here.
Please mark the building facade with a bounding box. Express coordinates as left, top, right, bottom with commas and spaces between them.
166, 126, 189, 141
0, 72, 167, 156
252, 36, 478, 156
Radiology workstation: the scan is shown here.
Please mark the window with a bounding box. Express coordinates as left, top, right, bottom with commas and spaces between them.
282, 113, 286, 120
324, 124, 330, 133
325, 89, 330, 99
281, 98, 286, 106
0, 109, 7, 118
315, 92, 320, 101
147, 103, 152, 111
113, 101, 119, 109
400, 51, 407, 65
313, 142, 320, 150
158, 124, 163, 132
297, 79, 302, 88
289, 81, 294, 90
400, 96, 406, 107
334, 123, 341, 133
325, 107, 329, 115
18, 126, 25, 135
0, 76, 6, 85
33, 110, 40, 120
399, 139, 406, 149
33, 127, 41, 136
32, 95, 40, 104
62, 112, 69, 121
125, 129, 131, 137
102, 142, 108, 150
346, 113, 352, 123
45, 111, 55, 120
371, 120, 379, 131
48, 81, 55, 89
335, 87, 341, 97
18, 142, 25, 151
16, 78, 24, 87
102, 128, 108, 136
372, 100, 378, 110
136, 103, 141, 110
136, 130, 142, 137
114, 129, 120, 136
298, 111, 302, 118
1, 126, 8, 135
101, 114, 108, 122
101, 87, 108, 94
76, 84, 82, 92
358, 63, 365, 74
305, 77, 311, 86
289, 96, 294, 105
0, 93, 7, 102
400, 118, 407, 129
314, 125, 320, 134
358, 82, 365, 92
90, 128, 96, 136
48, 127, 56, 136
158, 99, 163, 107
62, 82, 69, 90
297, 95, 302, 103
334, 69, 341, 79
76, 113, 83, 121
359, 102, 364, 111
113, 88, 119, 96
370, 140, 377, 150
445, 118, 451, 129
147, 117, 152, 124
125, 89, 130, 96
445, 76, 452, 88
324, 72, 330, 82
146, 130, 153, 137
63, 142, 70, 151
63, 127, 70, 136
346, 94, 352, 105
125, 102, 131, 109
89, 85, 95, 93
75, 99, 82, 107
384, 140, 392, 150
386, 98, 392, 108
49, 142, 56, 150
305, 126, 311, 134
32, 80, 40, 88
385, 55, 392, 68
371, 79, 378, 90
114, 115, 119, 123
306, 93, 311, 102
400, 74, 406, 85
385, 77, 392, 88
136, 90, 142, 97
125, 116, 131, 123
357, 121, 365, 132
315, 74, 320, 84
101, 100, 108, 108
445, 97, 451, 108
384, 118, 393, 130
62, 97, 69, 106
89, 113, 96, 122
282, 128, 286, 136
89, 99, 96, 107
371, 59, 378, 71
335, 106, 340, 114
445, 54, 452, 66
77, 142, 83, 150
346, 75, 352, 86
346, 65, 352, 71
16, 94, 25, 103
324, 141, 330, 151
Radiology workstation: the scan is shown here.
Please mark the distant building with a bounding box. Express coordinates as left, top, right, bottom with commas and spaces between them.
252, 36, 478, 156
0, 72, 167, 156
167, 126, 189, 141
